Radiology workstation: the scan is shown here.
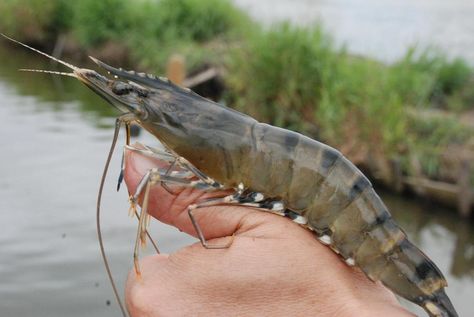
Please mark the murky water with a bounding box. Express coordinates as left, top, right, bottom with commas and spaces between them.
0, 41, 473, 316
234, 0, 474, 64
0, 45, 197, 317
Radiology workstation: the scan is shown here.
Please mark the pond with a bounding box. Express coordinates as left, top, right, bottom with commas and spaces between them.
0, 42, 472, 316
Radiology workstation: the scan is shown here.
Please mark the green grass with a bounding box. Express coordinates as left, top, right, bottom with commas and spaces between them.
126, 0, 254, 72
71, 0, 132, 47
0, 0, 254, 72
227, 23, 346, 138
0, 0, 59, 42
407, 115, 473, 178
387, 48, 473, 110
147, 0, 253, 42
71, 0, 253, 47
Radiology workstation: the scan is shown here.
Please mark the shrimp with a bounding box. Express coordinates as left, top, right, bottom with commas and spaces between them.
1, 34, 457, 317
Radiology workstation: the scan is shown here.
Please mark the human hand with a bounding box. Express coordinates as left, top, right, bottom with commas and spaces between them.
123, 148, 413, 317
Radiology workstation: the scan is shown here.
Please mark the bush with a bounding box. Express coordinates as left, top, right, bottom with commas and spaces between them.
71, 0, 132, 47
227, 23, 344, 135
0, 0, 59, 42
436, 57, 471, 96
386, 47, 440, 107
124, 0, 253, 72
48, 0, 74, 35
387, 48, 473, 108
150, 0, 252, 42
408, 115, 473, 177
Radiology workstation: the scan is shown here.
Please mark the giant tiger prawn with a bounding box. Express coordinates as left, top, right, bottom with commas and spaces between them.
1, 33, 457, 317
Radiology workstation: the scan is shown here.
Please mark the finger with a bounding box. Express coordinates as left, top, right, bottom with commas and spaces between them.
124, 147, 272, 241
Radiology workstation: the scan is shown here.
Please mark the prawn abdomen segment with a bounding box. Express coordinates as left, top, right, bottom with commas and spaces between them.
245, 124, 299, 196
245, 124, 346, 207
329, 188, 390, 258
305, 155, 372, 232
286, 136, 342, 211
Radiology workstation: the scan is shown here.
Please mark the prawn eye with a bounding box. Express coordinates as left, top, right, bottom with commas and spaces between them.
112, 82, 131, 95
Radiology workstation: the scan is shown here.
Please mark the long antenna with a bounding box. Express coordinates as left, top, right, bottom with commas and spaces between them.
19, 69, 76, 78
1, 33, 78, 70
97, 118, 160, 317
97, 118, 128, 317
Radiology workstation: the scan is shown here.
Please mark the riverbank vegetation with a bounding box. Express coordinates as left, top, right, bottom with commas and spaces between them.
1, 0, 473, 187
0, 0, 253, 70
227, 24, 474, 182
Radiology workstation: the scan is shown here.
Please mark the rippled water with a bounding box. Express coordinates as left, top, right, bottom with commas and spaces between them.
0, 45, 196, 317
0, 23, 473, 317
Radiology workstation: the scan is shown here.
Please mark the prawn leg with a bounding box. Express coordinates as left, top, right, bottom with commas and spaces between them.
123, 144, 194, 196
120, 140, 192, 191
186, 192, 271, 249
125, 143, 177, 163
187, 191, 307, 248
117, 123, 132, 191
129, 167, 222, 275
124, 143, 221, 186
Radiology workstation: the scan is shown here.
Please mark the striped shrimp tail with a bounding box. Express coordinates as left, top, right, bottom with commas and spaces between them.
353, 223, 457, 317
423, 289, 458, 317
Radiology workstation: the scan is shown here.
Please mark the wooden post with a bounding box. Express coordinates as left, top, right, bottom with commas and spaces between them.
390, 158, 404, 193
166, 54, 186, 86
457, 159, 472, 218
409, 154, 425, 196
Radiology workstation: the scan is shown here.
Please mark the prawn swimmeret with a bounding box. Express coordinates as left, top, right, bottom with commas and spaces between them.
1, 34, 457, 317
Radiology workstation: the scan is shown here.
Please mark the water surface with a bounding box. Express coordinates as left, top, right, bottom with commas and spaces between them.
0, 44, 196, 317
